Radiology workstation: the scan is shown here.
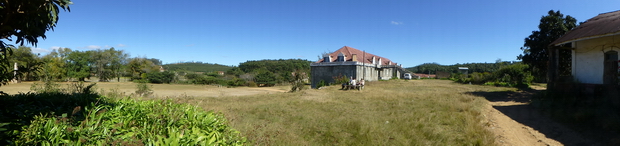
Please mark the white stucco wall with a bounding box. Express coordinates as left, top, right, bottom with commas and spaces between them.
572, 36, 620, 84
573, 49, 604, 84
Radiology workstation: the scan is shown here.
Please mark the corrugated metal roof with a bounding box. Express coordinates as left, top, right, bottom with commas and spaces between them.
551, 10, 620, 46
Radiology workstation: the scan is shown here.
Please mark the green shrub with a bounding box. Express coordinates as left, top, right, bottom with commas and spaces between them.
289, 70, 307, 92
184, 73, 203, 80
30, 80, 62, 93
13, 98, 246, 145
0, 92, 101, 145
227, 77, 247, 86
135, 81, 153, 97
204, 72, 222, 77
317, 80, 327, 88
468, 72, 493, 84
1, 84, 245, 145
146, 71, 176, 84
451, 64, 533, 88
247, 81, 258, 87
66, 82, 97, 94
255, 71, 276, 86
194, 76, 227, 85
332, 74, 348, 85
494, 64, 533, 87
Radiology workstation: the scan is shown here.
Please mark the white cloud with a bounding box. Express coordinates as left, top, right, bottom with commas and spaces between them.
391, 21, 403, 25
50, 46, 61, 50
31, 48, 50, 53
117, 44, 126, 47
86, 45, 101, 49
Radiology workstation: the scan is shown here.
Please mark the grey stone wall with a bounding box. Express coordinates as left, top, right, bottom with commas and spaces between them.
310, 63, 408, 88
311, 65, 357, 88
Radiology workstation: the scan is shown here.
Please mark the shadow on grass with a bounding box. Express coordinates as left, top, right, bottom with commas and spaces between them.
468, 89, 600, 146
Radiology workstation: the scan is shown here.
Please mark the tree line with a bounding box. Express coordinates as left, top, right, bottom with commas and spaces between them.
179, 59, 311, 87
163, 62, 232, 73
9, 46, 163, 82
405, 61, 519, 74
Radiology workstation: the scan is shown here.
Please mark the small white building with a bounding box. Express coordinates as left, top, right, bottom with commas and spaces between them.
458, 67, 469, 75
551, 10, 620, 85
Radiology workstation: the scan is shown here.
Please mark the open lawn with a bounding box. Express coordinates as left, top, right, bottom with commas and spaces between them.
171, 80, 512, 145
0, 80, 517, 145
0, 81, 289, 97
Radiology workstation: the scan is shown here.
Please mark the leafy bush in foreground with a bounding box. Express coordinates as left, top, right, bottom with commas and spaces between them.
11, 98, 245, 145
0, 90, 245, 145
0, 92, 101, 145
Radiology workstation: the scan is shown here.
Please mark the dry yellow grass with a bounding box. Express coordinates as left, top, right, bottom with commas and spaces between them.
175, 80, 510, 145
0, 81, 288, 97
1, 80, 510, 145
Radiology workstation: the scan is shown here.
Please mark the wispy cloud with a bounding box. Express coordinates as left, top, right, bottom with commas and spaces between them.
390, 21, 403, 25
78, 44, 125, 50
50, 46, 61, 50
31, 48, 50, 53
86, 45, 101, 49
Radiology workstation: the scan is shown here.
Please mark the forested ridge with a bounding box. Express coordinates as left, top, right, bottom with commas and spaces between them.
405, 61, 519, 74
163, 62, 232, 73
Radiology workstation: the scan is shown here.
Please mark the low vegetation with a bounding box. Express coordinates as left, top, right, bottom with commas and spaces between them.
406, 61, 518, 74
0, 82, 245, 145
163, 62, 232, 73
451, 63, 534, 88
176, 80, 499, 145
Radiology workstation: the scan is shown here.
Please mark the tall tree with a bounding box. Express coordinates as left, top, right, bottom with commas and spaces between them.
40, 48, 71, 81
0, 0, 72, 85
518, 10, 577, 82
126, 57, 159, 80
89, 48, 127, 81
66, 51, 92, 81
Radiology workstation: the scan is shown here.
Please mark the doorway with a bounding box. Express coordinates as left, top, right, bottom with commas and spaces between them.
603, 51, 618, 85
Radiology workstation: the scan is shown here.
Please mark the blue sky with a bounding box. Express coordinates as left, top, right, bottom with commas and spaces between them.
25, 0, 620, 67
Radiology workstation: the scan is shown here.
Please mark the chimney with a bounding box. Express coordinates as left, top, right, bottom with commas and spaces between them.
378, 58, 382, 65
372, 56, 376, 64
388, 61, 392, 65
352, 54, 357, 62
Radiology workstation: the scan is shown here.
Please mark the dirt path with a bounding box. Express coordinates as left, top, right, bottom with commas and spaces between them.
482, 89, 599, 146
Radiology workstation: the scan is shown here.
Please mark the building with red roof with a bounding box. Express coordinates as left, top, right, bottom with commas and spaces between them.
310, 46, 409, 88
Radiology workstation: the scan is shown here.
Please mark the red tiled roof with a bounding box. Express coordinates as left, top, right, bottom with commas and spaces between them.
316, 46, 396, 65
552, 10, 620, 46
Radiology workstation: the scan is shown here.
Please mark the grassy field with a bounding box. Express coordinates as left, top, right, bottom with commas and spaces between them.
170, 80, 514, 145
0, 79, 515, 145
0, 81, 289, 97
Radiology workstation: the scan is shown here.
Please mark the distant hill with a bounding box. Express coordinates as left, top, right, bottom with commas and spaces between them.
406, 61, 520, 74
163, 62, 233, 73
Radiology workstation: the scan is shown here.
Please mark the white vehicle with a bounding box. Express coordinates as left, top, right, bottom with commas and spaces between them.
404, 73, 412, 80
